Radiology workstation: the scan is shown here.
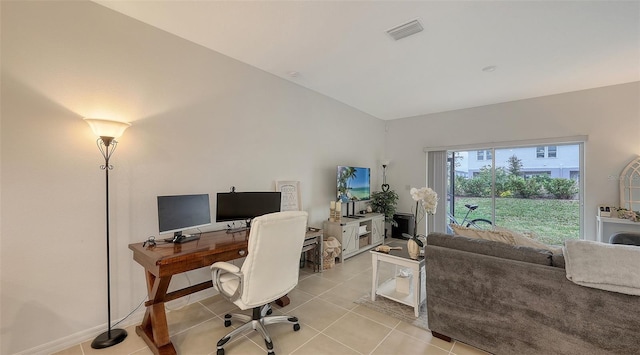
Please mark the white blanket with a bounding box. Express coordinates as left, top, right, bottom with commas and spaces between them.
564, 240, 640, 296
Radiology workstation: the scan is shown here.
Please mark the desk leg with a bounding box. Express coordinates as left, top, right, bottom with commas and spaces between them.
319, 237, 324, 272
275, 295, 290, 307
137, 271, 176, 355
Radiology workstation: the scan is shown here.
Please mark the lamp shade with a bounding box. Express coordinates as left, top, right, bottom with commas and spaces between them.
85, 118, 131, 139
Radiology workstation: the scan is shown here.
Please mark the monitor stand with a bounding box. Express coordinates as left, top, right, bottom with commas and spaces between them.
225, 219, 252, 234
165, 232, 200, 244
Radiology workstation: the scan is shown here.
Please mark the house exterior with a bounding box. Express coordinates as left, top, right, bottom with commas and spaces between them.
460, 145, 581, 180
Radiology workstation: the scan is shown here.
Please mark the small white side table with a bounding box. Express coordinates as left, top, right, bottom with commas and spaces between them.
370, 249, 426, 317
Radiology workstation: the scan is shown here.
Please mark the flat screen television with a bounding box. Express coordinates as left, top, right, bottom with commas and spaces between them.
216, 192, 282, 228
337, 166, 371, 202
157, 194, 211, 242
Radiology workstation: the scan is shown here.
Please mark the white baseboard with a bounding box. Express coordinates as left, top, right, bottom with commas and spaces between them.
18, 288, 218, 355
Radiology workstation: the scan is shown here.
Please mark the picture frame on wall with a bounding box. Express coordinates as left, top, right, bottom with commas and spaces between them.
276, 180, 302, 211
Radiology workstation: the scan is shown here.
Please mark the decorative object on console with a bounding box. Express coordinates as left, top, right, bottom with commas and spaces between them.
616, 207, 639, 222
84, 118, 131, 349
597, 204, 613, 217
329, 201, 342, 222
404, 187, 438, 258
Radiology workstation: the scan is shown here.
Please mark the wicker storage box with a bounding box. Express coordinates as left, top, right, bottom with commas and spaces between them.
359, 235, 369, 248
323, 255, 336, 270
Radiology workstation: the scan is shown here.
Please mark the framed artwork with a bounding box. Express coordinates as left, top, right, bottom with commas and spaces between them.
598, 205, 613, 218
276, 181, 302, 211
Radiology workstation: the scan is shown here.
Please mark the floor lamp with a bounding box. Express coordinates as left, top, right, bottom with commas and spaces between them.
85, 118, 131, 349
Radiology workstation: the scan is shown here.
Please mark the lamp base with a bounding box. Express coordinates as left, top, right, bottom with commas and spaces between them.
91, 328, 127, 349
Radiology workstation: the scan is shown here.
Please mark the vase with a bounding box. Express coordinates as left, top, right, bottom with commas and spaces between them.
407, 238, 420, 259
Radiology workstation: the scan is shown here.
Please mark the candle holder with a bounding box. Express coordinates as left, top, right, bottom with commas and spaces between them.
329, 207, 336, 222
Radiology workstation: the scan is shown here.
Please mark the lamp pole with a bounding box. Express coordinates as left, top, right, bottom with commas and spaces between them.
91, 136, 127, 349
85, 119, 130, 349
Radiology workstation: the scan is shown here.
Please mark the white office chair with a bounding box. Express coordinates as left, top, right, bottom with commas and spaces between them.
210, 211, 308, 355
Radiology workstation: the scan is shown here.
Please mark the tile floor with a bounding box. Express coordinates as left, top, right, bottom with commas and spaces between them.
53, 240, 489, 355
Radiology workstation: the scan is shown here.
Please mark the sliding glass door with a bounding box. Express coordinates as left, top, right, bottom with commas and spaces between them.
444, 142, 582, 245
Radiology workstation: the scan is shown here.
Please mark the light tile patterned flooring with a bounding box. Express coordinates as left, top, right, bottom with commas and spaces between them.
54, 240, 489, 355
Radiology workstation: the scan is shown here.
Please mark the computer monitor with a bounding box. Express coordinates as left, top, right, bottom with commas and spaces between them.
216, 192, 282, 228
157, 194, 211, 242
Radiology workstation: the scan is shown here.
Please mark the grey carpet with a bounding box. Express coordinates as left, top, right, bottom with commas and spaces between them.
355, 293, 428, 330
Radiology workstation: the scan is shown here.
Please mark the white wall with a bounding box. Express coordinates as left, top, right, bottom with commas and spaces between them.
0, 2, 384, 353
386, 82, 640, 238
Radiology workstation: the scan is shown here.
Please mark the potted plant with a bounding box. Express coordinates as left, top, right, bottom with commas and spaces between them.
369, 190, 399, 236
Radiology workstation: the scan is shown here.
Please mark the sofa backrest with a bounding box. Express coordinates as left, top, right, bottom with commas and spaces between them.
427, 232, 554, 267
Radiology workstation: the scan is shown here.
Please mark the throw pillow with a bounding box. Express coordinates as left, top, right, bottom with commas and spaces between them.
495, 226, 564, 255
449, 224, 515, 245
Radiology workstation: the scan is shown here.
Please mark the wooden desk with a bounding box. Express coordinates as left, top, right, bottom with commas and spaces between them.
129, 229, 249, 355
129, 228, 323, 354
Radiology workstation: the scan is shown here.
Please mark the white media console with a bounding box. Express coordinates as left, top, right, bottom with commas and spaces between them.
323, 213, 385, 262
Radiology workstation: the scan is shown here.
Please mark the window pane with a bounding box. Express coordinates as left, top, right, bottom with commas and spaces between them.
448, 143, 581, 245
477, 150, 484, 160
494, 145, 580, 245
486, 150, 492, 160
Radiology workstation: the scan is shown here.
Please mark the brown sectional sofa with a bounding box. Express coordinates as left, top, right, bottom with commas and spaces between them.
425, 232, 640, 355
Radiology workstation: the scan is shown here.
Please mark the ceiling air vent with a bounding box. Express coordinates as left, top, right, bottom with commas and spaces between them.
386, 19, 424, 41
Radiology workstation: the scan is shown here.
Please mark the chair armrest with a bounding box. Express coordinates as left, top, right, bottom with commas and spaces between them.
210, 261, 240, 273
210, 262, 243, 300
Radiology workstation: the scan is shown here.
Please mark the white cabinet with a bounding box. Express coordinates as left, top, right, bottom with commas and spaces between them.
371, 215, 384, 245
342, 223, 359, 256
324, 213, 385, 262
596, 216, 640, 243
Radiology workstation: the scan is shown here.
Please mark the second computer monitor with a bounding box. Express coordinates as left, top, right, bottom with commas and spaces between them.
216, 192, 282, 224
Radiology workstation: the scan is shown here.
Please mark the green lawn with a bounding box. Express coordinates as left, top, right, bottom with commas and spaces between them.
452, 197, 580, 245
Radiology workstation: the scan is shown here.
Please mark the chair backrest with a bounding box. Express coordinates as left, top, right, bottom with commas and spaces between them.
240, 211, 308, 308
610, 232, 640, 246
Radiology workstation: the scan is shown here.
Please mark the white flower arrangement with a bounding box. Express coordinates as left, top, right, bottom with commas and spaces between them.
410, 187, 438, 214
405, 187, 439, 249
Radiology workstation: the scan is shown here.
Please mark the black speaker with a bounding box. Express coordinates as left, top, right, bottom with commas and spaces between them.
392, 213, 414, 239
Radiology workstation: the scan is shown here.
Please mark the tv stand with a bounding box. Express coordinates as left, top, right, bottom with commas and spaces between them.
324, 213, 384, 262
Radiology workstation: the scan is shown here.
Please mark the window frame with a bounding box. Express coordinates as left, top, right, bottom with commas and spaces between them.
425, 136, 586, 239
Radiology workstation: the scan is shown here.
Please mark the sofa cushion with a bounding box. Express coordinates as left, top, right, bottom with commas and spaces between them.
450, 224, 563, 255
428, 233, 553, 266
551, 254, 565, 268
450, 224, 515, 244
495, 227, 564, 254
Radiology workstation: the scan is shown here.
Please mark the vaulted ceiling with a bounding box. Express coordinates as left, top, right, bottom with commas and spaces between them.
95, 1, 640, 120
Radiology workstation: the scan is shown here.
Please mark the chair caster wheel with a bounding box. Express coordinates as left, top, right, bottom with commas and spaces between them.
293, 323, 300, 331
217, 348, 225, 355
224, 320, 231, 327
266, 308, 273, 315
